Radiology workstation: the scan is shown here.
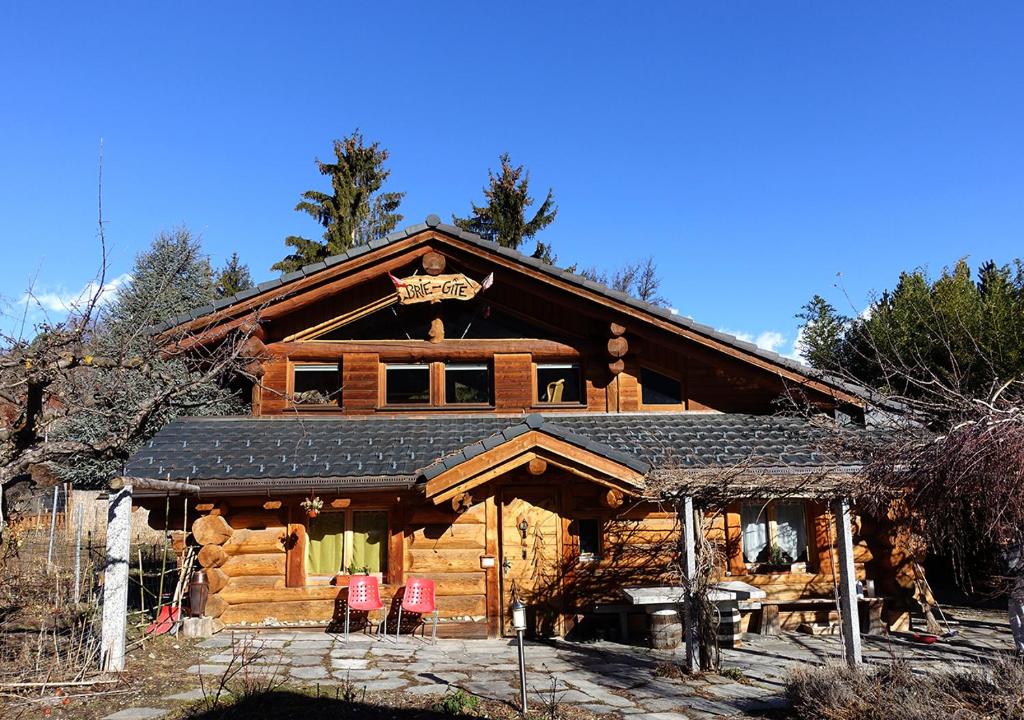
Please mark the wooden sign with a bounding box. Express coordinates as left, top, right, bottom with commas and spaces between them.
392, 273, 482, 305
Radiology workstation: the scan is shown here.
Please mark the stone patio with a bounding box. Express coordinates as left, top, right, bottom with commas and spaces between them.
106, 610, 1018, 720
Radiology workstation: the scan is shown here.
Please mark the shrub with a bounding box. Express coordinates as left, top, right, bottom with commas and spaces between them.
430, 687, 480, 715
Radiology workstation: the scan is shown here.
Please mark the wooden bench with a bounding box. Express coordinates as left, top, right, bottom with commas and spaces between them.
758, 597, 884, 636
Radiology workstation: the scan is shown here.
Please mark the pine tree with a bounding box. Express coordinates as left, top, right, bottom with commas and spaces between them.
795, 295, 846, 371
273, 131, 405, 273
216, 252, 253, 298
453, 153, 557, 257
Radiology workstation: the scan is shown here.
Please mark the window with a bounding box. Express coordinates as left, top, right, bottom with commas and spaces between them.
740, 501, 808, 565
577, 518, 602, 561
385, 364, 430, 404
305, 509, 389, 577
640, 367, 683, 406
293, 364, 341, 405
537, 363, 582, 404
445, 364, 491, 404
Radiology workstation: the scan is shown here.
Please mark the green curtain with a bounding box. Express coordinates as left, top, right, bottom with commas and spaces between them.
306, 513, 345, 575
351, 511, 388, 574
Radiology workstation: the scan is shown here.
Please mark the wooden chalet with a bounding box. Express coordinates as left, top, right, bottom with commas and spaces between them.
126, 214, 913, 640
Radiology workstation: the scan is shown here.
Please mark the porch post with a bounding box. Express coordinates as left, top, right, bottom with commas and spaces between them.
682, 495, 699, 673
831, 497, 862, 667
101, 482, 132, 672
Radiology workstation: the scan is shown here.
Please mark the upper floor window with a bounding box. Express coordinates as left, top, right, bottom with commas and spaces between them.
537, 363, 582, 404
640, 367, 683, 407
445, 364, 491, 404
740, 500, 808, 566
293, 364, 341, 406
385, 364, 430, 405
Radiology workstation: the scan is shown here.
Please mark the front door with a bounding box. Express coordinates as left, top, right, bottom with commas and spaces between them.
499, 486, 562, 636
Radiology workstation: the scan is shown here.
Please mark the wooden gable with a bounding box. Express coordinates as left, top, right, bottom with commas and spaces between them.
161, 218, 865, 417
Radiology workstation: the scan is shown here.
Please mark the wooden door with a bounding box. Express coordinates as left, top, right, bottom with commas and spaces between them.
499, 487, 563, 636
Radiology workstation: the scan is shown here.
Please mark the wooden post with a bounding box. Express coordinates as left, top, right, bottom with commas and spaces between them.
682, 495, 699, 673
101, 483, 132, 672
832, 497, 862, 667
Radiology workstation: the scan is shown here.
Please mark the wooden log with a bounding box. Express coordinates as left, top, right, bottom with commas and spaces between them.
607, 336, 629, 359
600, 489, 625, 509
262, 500, 282, 511
220, 599, 336, 625
610, 322, 626, 337
205, 593, 227, 619
218, 584, 343, 604
223, 529, 287, 556
193, 515, 233, 546
240, 335, 267, 358
198, 544, 228, 568
222, 552, 287, 577
527, 458, 548, 476
608, 359, 625, 376
408, 549, 483, 573
422, 251, 446, 275
225, 510, 285, 530
451, 492, 473, 514
410, 524, 486, 550
206, 568, 229, 594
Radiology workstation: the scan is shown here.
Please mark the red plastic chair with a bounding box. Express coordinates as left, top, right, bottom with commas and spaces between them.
395, 577, 439, 643
344, 575, 386, 640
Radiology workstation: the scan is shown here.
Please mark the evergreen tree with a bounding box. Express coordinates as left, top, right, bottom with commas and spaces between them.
798, 259, 1024, 420
216, 252, 253, 298
274, 131, 405, 273
453, 153, 557, 258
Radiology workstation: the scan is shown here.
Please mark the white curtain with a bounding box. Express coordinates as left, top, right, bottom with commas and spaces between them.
773, 501, 808, 562
740, 503, 768, 563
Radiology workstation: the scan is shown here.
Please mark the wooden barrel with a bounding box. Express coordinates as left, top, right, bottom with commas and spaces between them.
649, 609, 682, 649
717, 606, 742, 648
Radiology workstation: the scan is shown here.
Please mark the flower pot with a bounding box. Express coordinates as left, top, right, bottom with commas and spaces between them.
307, 510, 318, 519
331, 574, 351, 587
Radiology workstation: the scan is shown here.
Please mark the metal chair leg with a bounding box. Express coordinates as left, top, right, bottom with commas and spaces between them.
431, 609, 438, 644
396, 606, 403, 642
344, 605, 350, 641
380, 610, 387, 641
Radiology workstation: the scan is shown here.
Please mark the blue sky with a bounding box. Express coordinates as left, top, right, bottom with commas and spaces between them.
1, 3, 1022, 356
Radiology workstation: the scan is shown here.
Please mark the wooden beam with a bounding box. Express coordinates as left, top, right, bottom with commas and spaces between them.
682, 496, 699, 674
268, 338, 581, 361
111, 476, 200, 493
832, 497, 863, 666
527, 458, 548, 476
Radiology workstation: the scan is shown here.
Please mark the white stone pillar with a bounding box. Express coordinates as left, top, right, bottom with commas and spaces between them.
682, 495, 699, 673
832, 497, 863, 666
101, 483, 132, 672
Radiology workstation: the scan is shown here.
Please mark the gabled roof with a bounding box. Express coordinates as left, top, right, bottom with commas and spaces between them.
150, 214, 867, 403
125, 412, 859, 496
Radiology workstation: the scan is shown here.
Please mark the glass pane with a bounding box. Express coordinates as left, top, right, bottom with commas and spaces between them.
385, 365, 430, 404
445, 365, 491, 404
740, 503, 769, 563
578, 518, 601, 559
537, 364, 582, 403
294, 365, 341, 405
351, 511, 388, 574
641, 367, 682, 405
306, 513, 345, 575
773, 501, 808, 562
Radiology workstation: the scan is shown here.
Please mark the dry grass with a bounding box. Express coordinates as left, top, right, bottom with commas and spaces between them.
786, 656, 1024, 720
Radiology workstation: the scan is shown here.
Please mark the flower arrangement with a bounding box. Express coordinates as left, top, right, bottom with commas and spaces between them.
300, 496, 323, 518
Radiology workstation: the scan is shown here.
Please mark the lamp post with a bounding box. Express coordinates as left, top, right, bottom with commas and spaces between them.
510, 598, 528, 715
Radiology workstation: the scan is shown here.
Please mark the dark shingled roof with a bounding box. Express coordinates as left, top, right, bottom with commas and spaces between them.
125, 413, 857, 493
148, 215, 869, 403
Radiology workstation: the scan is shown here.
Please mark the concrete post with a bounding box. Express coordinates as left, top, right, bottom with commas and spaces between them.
101, 483, 132, 672
682, 495, 699, 673
832, 497, 863, 667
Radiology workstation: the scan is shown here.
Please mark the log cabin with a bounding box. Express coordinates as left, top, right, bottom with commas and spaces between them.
127, 214, 914, 639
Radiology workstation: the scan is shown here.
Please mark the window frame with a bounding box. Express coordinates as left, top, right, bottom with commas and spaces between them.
382, 362, 433, 406
739, 500, 812, 572
533, 362, 586, 407
304, 507, 390, 581
443, 362, 493, 406
574, 516, 604, 563
638, 365, 686, 410
289, 361, 342, 408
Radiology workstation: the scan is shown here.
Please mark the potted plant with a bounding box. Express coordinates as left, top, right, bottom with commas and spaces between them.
331, 563, 369, 587
755, 544, 801, 573
300, 496, 323, 518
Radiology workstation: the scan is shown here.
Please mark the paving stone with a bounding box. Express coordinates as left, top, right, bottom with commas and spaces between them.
161, 688, 215, 702
332, 668, 390, 680
361, 677, 410, 691
186, 664, 230, 675
197, 636, 233, 649
101, 710, 167, 720
290, 654, 327, 666
331, 658, 369, 669
290, 665, 330, 680
580, 704, 624, 715
403, 683, 450, 696
462, 681, 515, 700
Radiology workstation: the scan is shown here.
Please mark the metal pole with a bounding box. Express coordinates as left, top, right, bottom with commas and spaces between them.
46, 485, 60, 568
516, 628, 527, 715
74, 503, 84, 600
